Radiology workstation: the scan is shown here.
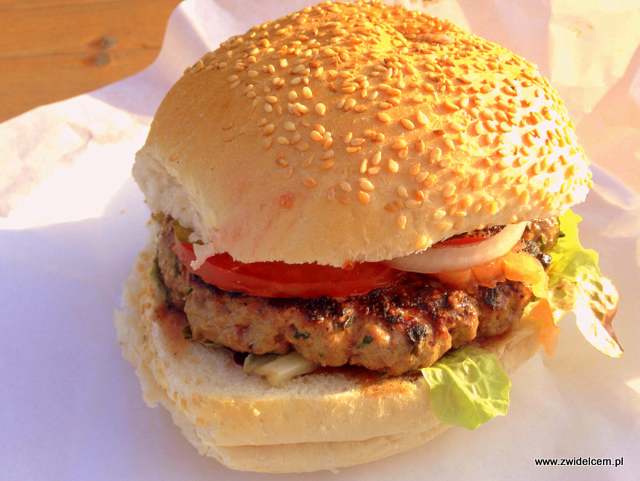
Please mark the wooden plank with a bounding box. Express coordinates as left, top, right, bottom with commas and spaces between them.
0, 0, 181, 121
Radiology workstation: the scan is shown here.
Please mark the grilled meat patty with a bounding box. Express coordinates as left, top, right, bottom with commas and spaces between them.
155, 218, 559, 375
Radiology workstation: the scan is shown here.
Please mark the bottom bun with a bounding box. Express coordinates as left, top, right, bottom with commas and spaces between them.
115, 243, 541, 473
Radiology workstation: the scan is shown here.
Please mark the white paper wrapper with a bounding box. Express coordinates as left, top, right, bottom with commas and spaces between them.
1, 1, 639, 480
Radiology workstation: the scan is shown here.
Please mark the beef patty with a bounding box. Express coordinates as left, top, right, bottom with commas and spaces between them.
155, 218, 559, 375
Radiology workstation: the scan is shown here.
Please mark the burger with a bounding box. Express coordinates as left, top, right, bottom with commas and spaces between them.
115, 0, 622, 473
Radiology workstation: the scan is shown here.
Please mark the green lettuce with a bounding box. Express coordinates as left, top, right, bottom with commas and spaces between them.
421, 346, 511, 430
422, 210, 621, 430
548, 209, 600, 300
546, 210, 622, 357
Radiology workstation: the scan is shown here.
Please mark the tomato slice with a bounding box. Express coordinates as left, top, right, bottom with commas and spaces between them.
435, 225, 506, 248
173, 242, 401, 298
435, 235, 485, 247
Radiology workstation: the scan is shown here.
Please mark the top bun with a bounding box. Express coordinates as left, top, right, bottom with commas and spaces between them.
134, 0, 591, 266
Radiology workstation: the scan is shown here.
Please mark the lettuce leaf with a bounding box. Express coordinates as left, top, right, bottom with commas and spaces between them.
423, 210, 621, 430
421, 346, 511, 430
548, 210, 600, 298
546, 210, 622, 357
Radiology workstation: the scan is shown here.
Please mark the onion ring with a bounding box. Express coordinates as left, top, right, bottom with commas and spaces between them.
388, 222, 527, 273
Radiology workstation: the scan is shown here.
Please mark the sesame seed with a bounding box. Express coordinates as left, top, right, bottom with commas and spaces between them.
359, 158, 368, 174
397, 214, 407, 230
387, 159, 400, 173
309, 130, 323, 142
444, 137, 455, 150
320, 159, 335, 169
371, 151, 382, 165
358, 191, 371, 205
339, 181, 352, 192
302, 86, 313, 99
499, 122, 511, 132
294, 102, 309, 114
284, 121, 296, 131
288, 90, 298, 101
442, 182, 456, 197
351, 137, 366, 146
416, 171, 430, 183
292, 64, 306, 74
303, 177, 317, 188
416, 110, 429, 126
397, 185, 409, 198
392, 139, 408, 150
265, 95, 278, 104
227, 74, 239, 82
430, 147, 442, 163
263, 123, 275, 135
458, 194, 472, 209
442, 100, 459, 112
315, 102, 327, 115
433, 208, 446, 220
359, 178, 375, 192
321, 149, 335, 160
400, 118, 416, 130
277, 136, 289, 145
485, 120, 497, 132
377, 112, 392, 123
471, 121, 484, 136
449, 122, 464, 133
480, 110, 494, 120
409, 163, 421, 176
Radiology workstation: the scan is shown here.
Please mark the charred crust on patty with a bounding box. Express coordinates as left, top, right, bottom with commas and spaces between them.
291, 325, 311, 340
300, 296, 344, 321
406, 323, 429, 345
481, 287, 500, 309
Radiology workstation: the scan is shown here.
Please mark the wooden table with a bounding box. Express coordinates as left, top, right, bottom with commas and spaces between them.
0, 0, 181, 122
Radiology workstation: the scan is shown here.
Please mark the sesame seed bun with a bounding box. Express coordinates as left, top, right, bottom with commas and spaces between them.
133, 0, 591, 267
115, 242, 542, 473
